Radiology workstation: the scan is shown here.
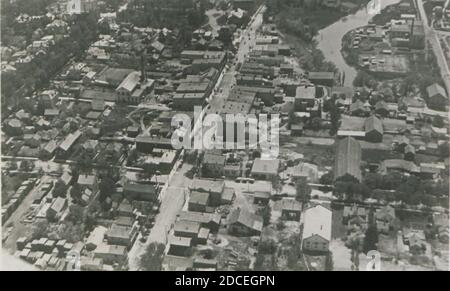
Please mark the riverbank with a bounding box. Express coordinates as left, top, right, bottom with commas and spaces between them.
338, 0, 443, 95
316, 0, 406, 85
265, 1, 372, 76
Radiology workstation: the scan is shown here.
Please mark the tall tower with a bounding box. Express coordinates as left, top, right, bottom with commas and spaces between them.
140, 49, 147, 82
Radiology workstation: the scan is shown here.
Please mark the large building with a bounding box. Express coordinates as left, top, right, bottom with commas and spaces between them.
426, 83, 448, 110
334, 137, 362, 182
251, 158, 280, 180
295, 85, 316, 110
115, 71, 155, 104
389, 20, 425, 49
302, 205, 332, 252
227, 207, 263, 236
364, 115, 383, 143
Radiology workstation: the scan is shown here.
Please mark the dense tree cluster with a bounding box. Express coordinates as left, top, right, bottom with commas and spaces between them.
334, 171, 450, 207
1, 11, 99, 111
139, 242, 166, 271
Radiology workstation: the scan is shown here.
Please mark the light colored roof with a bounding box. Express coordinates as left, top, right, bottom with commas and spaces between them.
169, 235, 192, 247
178, 211, 221, 225
59, 130, 82, 152
87, 226, 107, 248
302, 204, 332, 242
308, 71, 334, 79
77, 174, 96, 186
174, 220, 201, 234
280, 199, 302, 212
382, 159, 420, 173
189, 191, 210, 205
190, 178, 224, 194
251, 158, 280, 175
49, 197, 66, 214
295, 86, 316, 100
94, 243, 127, 256
334, 137, 362, 181
116, 71, 140, 93
427, 83, 447, 98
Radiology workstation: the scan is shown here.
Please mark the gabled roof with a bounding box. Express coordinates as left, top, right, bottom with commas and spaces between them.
350, 99, 366, 112
375, 100, 389, 111
334, 137, 362, 181
228, 207, 263, 232
364, 115, 383, 134
375, 206, 395, 222
116, 71, 140, 93
427, 83, 447, 98
303, 204, 332, 242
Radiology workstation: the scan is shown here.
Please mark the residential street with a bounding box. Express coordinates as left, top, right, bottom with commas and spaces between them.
416, 0, 450, 96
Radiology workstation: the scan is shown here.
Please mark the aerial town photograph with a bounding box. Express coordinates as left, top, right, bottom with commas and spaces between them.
0, 0, 449, 274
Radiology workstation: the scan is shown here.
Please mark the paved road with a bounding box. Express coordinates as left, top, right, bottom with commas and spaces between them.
127, 164, 191, 270
127, 5, 267, 270
206, 5, 266, 115
417, 0, 450, 96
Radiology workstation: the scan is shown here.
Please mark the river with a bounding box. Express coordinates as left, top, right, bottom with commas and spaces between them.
315, 0, 402, 86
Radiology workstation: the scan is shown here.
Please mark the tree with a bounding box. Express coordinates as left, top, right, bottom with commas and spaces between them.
30, 219, 50, 239
353, 71, 377, 89
364, 173, 384, 190
319, 171, 333, 185
256, 205, 271, 227
20, 160, 35, 172
258, 239, 277, 255
295, 180, 311, 204
67, 204, 85, 224
329, 103, 341, 135
271, 175, 282, 194
8, 161, 18, 171
53, 179, 67, 198
363, 225, 379, 254
57, 221, 85, 243
70, 184, 82, 203
438, 142, 449, 158
432, 116, 444, 128
139, 242, 165, 271
98, 176, 115, 202
310, 117, 322, 131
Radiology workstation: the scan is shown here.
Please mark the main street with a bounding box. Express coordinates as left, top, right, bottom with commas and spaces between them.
206, 4, 266, 115
416, 0, 450, 97
127, 6, 266, 270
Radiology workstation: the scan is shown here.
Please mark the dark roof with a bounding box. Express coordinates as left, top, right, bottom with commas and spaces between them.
228, 208, 263, 232
123, 183, 156, 195
334, 137, 362, 181
375, 100, 389, 111
364, 115, 383, 134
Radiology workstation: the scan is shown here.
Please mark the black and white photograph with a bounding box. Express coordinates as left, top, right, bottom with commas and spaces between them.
0, 0, 449, 274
